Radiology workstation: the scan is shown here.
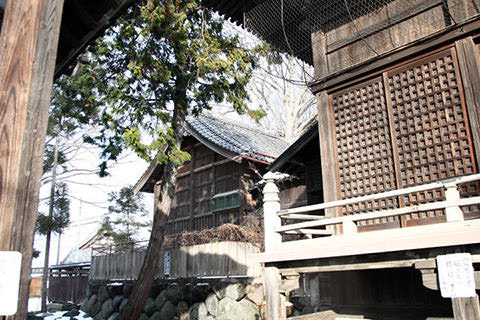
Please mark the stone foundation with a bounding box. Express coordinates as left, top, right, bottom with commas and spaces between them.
81, 279, 264, 320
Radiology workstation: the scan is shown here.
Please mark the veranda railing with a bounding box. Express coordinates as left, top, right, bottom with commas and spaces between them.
262, 172, 480, 247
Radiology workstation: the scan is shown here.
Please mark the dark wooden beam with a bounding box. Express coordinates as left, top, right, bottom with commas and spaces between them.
0, 0, 64, 318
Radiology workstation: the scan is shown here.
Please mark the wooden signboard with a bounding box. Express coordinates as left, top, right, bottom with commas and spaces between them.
437, 253, 480, 319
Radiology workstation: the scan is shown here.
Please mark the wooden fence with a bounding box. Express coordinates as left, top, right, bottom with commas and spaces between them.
90, 241, 262, 281
48, 266, 89, 304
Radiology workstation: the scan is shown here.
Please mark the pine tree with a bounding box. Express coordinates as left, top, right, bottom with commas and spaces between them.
102, 185, 150, 249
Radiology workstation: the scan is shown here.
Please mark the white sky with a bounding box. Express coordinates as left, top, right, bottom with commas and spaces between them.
32, 148, 153, 269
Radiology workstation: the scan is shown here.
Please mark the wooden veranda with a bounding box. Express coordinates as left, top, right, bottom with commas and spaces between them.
259, 172, 480, 319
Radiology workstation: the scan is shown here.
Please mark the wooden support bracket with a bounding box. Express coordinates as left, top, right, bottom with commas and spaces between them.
279, 274, 300, 294
414, 256, 480, 291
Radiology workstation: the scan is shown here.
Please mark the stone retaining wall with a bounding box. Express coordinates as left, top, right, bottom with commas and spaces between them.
80, 279, 264, 320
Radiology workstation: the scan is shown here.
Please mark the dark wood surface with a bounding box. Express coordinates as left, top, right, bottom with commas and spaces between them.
456, 37, 480, 176
316, 92, 339, 226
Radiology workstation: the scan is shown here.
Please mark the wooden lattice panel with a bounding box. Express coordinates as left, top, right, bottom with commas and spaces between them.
385, 48, 479, 223
332, 79, 399, 228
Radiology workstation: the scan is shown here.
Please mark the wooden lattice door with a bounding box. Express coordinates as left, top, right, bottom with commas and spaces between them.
385, 48, 479, 224
332, 78, 400, 230
331, 47, 479, 230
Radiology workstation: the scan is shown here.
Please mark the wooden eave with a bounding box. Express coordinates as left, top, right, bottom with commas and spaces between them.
309, 15, 480, 93
133, 123, 246, 194
55, 0, 137, 76
132, 144, 168, 194
268, 122, 318, 175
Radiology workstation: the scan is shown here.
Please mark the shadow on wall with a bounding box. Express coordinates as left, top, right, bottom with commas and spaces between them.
294, 267, 455, 320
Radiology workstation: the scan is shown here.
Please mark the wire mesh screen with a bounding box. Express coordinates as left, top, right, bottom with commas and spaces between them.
244, 0, 480, 73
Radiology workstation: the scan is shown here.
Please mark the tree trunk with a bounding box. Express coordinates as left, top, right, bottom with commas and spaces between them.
41, 136, 60, 312
118, 79, 187, 320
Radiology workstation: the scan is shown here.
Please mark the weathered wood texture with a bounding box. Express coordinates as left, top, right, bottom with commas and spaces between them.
279, 185, 308, 210
90, 241, 261, 280
167, 139, 254, 235
290, 268, 454, 318
29, 277, 42, 297
0, 0, 64, 318
326, 268, 452, 318
316, 91, 340, 234
264, 266, 286, 320
314, 45, 480, 232
456, 36, 480, 176
323, 0, 452, 76
48, 271, 88, 304
451, 295, 480, 320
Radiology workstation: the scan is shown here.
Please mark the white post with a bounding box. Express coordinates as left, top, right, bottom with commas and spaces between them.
342, 220, 358, 234
263, 172, 285, 320
444, 183, 464, 222
263, 172, 282, 253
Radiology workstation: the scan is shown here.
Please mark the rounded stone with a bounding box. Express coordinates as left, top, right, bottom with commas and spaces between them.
154, 290, 167, 310
205, 293, 218, 316
101, 298, 114, 319
113, 295, 123, 311
97, 285, 110, 303
189, 302, 208, 320
144, 297, 157, 316
165, 285, 184, 304
216, 296, 260, 320
159, 301, 177, 319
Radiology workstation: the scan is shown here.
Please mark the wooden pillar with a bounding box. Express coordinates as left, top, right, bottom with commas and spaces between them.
263, 172, 285, 320
455, 37, 480, 166
452, 295, 480, 319
311, 30, 328, 80
0, 0, 64, 318
315, 91, 339, 233
263, 172, 281, 253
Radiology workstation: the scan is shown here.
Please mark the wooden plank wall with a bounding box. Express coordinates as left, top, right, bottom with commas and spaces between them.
90, 242, 261, 281
167, 139, 249, 235
324, 0, 448, 76
48, 273, 89, 304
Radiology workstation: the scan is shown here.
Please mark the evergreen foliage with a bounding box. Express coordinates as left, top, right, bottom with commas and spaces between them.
53, 1, 274, 318
58, 0, 268, 170
101, 185, 150, 246
36, 182, 70, 235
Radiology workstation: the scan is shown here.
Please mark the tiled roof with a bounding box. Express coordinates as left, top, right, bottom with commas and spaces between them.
186, 114, 289, 164
134, 114, 288, 193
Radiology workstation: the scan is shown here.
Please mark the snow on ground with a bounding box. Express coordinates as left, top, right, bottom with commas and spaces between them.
35, 310, 92, 320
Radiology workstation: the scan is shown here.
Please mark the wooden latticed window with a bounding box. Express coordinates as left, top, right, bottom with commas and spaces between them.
330, 47, 480, 230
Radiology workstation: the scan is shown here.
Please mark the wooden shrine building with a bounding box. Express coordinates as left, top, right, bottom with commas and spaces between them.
3, 0, 480, 318
203, 0, 480, 319
134, 114, 288, 236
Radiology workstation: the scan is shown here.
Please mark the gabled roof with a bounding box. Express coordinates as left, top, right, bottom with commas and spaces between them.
134, 114, 288, 193
187, 115, 288, 164
268, 119, 319, 175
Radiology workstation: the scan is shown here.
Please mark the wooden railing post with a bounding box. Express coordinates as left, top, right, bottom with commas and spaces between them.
445, 183, 464, 222
263, 172, 282, 252
263, 172, 285, 320
342, 220, 358, 234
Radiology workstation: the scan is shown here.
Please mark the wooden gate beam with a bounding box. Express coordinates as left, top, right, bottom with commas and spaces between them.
0, 0, 64, 318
